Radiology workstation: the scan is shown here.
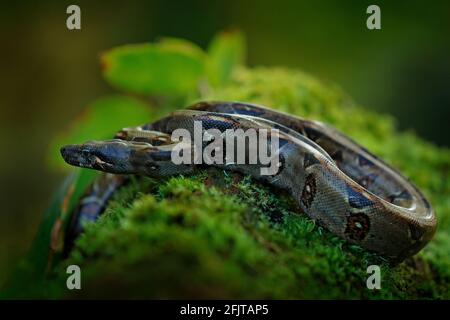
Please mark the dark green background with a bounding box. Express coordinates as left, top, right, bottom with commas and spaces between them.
0, 0, 449, 285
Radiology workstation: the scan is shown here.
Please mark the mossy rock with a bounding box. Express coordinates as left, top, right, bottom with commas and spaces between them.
11, 67, 450, 299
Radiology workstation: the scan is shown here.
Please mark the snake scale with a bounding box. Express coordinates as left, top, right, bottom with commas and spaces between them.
60, 101, 436, 261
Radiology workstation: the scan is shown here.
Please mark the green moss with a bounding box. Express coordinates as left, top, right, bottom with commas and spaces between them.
47, 67, 450, 298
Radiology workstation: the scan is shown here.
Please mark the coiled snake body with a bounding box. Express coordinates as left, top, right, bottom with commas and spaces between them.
61, 101, 436, 261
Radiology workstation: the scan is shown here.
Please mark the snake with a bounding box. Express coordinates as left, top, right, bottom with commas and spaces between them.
60, 101, 436, 261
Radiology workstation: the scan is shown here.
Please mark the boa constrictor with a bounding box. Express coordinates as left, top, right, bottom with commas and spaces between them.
61, 101, 436, 261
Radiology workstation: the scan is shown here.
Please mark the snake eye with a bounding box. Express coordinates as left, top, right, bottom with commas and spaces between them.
150, 137, 170, 146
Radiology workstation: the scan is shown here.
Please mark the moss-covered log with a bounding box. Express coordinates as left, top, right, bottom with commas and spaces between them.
40, 67, 450, 299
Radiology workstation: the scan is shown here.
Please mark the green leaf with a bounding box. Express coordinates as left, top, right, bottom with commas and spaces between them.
48, 95, 153, 170
207, 31, 246, 86
156, 37, 206, 60
101, 40, 206, 96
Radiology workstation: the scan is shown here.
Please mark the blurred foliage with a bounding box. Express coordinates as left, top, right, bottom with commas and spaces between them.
207, 31, 246, 86
101, 31, 245, 96
102, 41, 205, 95
5, 170, 98, 294
4, 32, 450, 299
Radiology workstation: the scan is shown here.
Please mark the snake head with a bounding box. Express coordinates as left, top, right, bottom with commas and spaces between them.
60, 139, 138, 174
60, 138, 183, 176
